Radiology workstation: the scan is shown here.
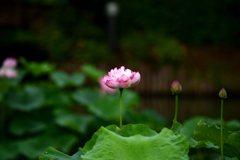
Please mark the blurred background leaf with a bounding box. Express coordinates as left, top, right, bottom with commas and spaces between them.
5, 85, 45, 111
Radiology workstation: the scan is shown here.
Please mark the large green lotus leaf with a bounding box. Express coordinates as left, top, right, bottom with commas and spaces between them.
82, 124, 158, 153
194, 121, 240, 158
82, 124, 189, 160
72, 88, 100, 106
54, 110, 95, 134
223, 131, 240, 158
181, 117, 240, 148
9, 117, 46, 136
5, 85, 45, 111
111, 124, 158, 137
194, 121, 232, 146
39, 147, 83, 160
0, 141, 19, 160
18, 132, 78, 159
87, 89, 140, 120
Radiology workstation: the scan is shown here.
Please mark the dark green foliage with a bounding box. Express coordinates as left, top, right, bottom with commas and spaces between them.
0, 59, 167, 159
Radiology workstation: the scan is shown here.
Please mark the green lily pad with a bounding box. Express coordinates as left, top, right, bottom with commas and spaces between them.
82, 124, 189, 160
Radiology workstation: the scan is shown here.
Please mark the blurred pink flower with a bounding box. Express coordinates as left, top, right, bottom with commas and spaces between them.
101, 66, 140, 89
3, 57, 17, 68
0, 68, 18, 78
0, 57, 18, 78
99, 79, 116, 95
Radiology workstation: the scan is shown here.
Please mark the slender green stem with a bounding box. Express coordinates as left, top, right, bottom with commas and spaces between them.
174, 94, 178, 122
119, 88, 123, 129
221, 99, 224, 160
0, 105, 4, 141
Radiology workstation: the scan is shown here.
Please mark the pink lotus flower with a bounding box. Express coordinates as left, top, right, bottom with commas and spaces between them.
0, 68, 18, 78
99, 79, 116, 95
101, 66, 140, 89
0, 57, 18, 78
3, 57, 17, 68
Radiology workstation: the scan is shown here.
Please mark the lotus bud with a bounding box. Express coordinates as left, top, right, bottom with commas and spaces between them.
171, 80, 182, 95
219, 88, 227, 99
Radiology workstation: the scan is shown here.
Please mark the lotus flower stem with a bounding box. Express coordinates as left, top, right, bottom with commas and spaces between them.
119, 88, 123, 129
100, 66, 141, 129
219, 88, 227, 160
174, 94, 178, 122
171, 80, 182, 122
220, 98, 224, 160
